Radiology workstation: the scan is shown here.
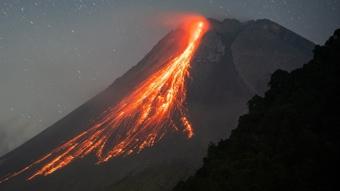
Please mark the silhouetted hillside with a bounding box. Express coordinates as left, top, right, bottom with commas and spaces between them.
174, 29, 340, 191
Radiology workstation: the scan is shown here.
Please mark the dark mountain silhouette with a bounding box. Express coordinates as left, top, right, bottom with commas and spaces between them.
173, 29, 340, 191
0, 18, 314, 191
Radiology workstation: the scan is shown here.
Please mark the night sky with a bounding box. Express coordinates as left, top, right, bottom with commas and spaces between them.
0, 0, 339, 156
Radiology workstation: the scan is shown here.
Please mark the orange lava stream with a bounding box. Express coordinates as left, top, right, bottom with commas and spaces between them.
0, 18, 209, 183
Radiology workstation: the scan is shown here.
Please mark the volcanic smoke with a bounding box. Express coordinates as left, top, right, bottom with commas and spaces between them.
0, 16, 209, 183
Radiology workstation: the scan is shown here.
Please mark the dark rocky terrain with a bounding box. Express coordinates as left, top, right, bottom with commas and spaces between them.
0, 18, 314, 191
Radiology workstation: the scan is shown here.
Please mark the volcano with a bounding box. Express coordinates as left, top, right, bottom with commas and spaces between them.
0, 17, 314, 191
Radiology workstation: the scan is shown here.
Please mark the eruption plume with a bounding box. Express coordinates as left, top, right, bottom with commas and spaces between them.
0, 16, 209, 183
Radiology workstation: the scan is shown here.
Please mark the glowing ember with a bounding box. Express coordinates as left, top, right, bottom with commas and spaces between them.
0, 17, 209, 183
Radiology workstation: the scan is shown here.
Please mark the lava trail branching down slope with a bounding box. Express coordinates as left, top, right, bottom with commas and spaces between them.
0, 17, 209, 183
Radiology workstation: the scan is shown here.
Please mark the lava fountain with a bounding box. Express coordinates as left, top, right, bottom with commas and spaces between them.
0, 16, 209, 183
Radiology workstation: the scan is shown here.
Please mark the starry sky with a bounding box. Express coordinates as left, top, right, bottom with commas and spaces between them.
0, 0, 339, 156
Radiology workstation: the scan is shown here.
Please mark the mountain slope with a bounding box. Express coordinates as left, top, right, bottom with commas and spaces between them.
232, 19, 314, 94
0, 18, 314, 191
174, 29, 340, 191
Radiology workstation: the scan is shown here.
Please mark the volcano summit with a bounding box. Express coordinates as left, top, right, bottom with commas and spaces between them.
0, 17, 314, 191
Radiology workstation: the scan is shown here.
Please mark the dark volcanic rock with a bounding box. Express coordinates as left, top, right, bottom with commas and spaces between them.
232, 19, 314, 94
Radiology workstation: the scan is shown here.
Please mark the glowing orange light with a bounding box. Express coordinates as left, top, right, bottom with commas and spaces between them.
0, 16, 209, 183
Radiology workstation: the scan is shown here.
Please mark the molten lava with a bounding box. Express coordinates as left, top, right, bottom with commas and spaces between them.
0, 17, 209, 183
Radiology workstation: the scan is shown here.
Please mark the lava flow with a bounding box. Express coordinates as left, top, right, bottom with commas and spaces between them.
0, 17, 209, 183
